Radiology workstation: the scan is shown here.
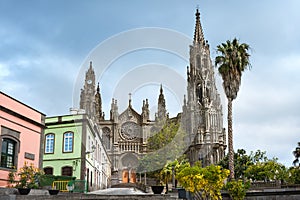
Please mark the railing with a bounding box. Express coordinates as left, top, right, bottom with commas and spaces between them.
52, 180, 69, 192
72, 180, 86, 193
250, 181, 279, 189
119, 142, 140, 152
52, 180, 87, 193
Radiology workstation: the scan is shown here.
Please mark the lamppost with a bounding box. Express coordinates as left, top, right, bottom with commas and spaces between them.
172, 166, 175, 190
85, 145, 96, 155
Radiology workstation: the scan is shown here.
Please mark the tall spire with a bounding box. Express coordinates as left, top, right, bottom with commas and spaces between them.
128, 93, 132, 107
193, 8, 205, 44
80, 61, 96, 118
97, 82, 100, 93
156, 84, 167, 121
95, 82, 104, 120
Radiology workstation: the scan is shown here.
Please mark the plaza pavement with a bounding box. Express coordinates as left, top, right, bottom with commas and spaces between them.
88, 187, 147, 195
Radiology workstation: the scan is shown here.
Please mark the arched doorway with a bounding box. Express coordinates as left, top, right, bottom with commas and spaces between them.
122, 169, 137, 183
122, 169, 129, 183
130, 170, 136, 183
120, 153, 139, 183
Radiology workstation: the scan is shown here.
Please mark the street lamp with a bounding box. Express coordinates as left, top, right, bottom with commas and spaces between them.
85, 145, 96, 155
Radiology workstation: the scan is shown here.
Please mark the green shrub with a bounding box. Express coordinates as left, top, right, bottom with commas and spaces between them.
39, 175, 56, 187
39, 174, 76, 187
226, 179, 250, 200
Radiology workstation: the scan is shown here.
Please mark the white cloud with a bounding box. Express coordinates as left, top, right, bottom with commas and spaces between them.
0, 63, 10, 78
221, 53, 300, 166
1, 0, 300, 167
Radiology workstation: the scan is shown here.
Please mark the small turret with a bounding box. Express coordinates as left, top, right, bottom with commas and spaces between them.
156, 84, 167, 121
142, 99, 150, 123
95, 82, 104, 121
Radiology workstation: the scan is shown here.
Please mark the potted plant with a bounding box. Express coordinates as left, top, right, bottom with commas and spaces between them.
66, 180, 74, 193
48, 186, 60, 195
149, 169, 165, 194
39, 174, 60, 195
8, 162, 43, 195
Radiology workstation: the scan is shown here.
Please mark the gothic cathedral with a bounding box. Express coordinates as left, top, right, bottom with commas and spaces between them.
79, 9, 226, 184
182, 9, 226, 167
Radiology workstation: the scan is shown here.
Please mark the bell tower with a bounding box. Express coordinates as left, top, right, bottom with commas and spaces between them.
155, 84, 168, 122
80, 61, 96, 119
183, 9, 226, 166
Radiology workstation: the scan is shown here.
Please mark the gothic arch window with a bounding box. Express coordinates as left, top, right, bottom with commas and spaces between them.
205, 83, 211, 101
199, 152, 204, 163
196, 54, 201, 69
63, 132, 73, 153
61, 166, 73, 176
102, 127, 111, 150
90, 171, 93, 187
121, 153, 138, 169
45, 133, 55, 154
196, 83, 203, 102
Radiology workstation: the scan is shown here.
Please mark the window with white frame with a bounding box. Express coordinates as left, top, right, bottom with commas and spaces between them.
45, 134, 55, 153
63, 132, 73, 152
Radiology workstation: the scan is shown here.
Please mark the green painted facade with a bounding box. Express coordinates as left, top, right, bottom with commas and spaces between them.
43, 113, 111, 191
43, 114, 84, 179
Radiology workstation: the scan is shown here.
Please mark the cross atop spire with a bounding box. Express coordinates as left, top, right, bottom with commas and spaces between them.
193, 8, 205, 44
97, 82, 100, 93
129, 93, 132, 107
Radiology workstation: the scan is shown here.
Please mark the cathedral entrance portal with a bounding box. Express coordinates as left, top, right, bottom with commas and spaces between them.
122, 170, 129, 183
122, 169, 136, 183
120, 153, 138, 183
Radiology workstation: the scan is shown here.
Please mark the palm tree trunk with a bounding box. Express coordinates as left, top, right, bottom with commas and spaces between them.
228, 98, 235, 179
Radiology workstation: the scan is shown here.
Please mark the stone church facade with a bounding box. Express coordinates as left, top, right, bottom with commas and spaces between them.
181, 9, 226, 167
78, 9, 226, 185
79, 63, 168, 184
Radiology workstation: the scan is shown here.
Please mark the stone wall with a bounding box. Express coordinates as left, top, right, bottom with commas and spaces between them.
2, 188, 300, 200
0, 193, 177, 200
222, 188, 300, 200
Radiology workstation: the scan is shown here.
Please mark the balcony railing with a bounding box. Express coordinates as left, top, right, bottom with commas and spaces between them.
52, 180, 87, 193
119, 142, 140, 152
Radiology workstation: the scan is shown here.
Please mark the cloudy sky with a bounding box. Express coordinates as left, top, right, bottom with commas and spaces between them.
1, 0, 299, 167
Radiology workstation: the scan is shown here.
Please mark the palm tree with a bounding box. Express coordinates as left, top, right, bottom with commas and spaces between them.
215, 38, 251, 179
293, 142, 300, 167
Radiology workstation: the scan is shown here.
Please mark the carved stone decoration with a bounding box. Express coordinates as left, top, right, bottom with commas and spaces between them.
120, 122, 140, 140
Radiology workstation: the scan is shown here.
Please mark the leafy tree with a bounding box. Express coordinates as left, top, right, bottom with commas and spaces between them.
219, 149, 252, 179
215, 38, 251, 179
245, 159, 288, 182
177, 164, 229, 200
148, 121, 179, 151
137, 121, 188, 185
293, 142, 300, 167
249, 150, 268, 164
220, 149, 289, 184
287, 167, 300, 184
226, 179, 250, 200
160, 158, 188, 193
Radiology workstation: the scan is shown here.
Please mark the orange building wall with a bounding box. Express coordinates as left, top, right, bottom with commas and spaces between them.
0, 92, 45, 187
